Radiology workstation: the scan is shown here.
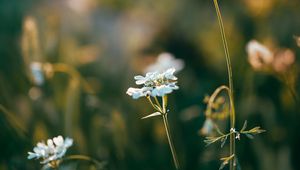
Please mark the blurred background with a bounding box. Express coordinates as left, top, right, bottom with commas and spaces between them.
0, 0, 300, 169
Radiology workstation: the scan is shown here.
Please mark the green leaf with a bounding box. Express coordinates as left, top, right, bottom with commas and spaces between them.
220, 135, 227, 148
245, 133, 254, 139
241, 120, 247, 132
141, 112, 161, 119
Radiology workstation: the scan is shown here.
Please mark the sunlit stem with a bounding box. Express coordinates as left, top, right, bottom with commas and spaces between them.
154, 96, 162, 109
213, 0, 236, 169
147, 96, 162, 113
162, 95, 180, 170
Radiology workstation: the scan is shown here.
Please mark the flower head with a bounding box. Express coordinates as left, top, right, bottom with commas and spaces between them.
28, 135, 73, 165
144, 53, 184, 73
246, 40, 274, 70
272, 49, 295, 73
127, 68, 179, 99
30, 62, 45, 86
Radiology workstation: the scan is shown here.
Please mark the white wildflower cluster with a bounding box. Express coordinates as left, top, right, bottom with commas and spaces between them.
28, 135, 73, 164
127, 68, 179, 99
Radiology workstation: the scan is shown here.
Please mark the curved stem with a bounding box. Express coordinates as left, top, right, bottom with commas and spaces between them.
206, 85, 230, 119
213, 0, 236, 169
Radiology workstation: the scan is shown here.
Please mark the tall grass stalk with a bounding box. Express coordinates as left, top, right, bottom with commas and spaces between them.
212, 0, 236, 169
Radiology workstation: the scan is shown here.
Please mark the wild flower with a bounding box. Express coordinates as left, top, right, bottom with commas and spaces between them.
30, 62, 45, 86
246, 40, 274, 70
144, 53, 184, 74
272, 49, 295, 73
28, 136, 73, 167
246, 40, 296, 73
127, 68, 179, 99
246, 39, 298, 102
28, 136, 105, 169
294, 35, 300, 47
127, 67, 180, 169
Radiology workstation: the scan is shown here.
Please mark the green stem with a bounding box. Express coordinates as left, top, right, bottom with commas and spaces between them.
162, 114, 180, 170
213, 0, 236, 169
161, 96, 180, 169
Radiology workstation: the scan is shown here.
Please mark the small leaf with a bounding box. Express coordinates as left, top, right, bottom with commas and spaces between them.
219, 162, 227, 170
220, 135, 227, 148
241, 120, 247, 132
245, 133, 254, 139
219, 154, 234, 170
235, 157, 241, 170
141, 112, 161, 119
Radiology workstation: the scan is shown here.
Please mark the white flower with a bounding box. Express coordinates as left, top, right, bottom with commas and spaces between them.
28, 135, 73, 164
200, 119, 214, 135
30, 62, 45, 86
127, 68, 179, 99
126, 87, 152, 99
246, 40, 274, 70
144, 53, 184, 73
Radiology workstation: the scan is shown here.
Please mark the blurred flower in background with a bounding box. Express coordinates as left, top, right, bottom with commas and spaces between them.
28, 136, 73, 165
246, 40, 296, 73
144, 53, 184, 73
246, 40, 274, 71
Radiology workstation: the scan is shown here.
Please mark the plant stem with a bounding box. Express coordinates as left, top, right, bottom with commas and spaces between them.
213, 0, 236, 169
162, 114, 180, 170
162, 96, 180, 169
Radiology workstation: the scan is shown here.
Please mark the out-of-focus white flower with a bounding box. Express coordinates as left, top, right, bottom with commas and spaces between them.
28, 136, 73, 164
246, 40, 274, 70
127, 68, 179, 99
200, 119, 214, 135
30, 62, 45, 86
294, 36, 300, 47
144, 53, 184, 73
272, 49, 295, 73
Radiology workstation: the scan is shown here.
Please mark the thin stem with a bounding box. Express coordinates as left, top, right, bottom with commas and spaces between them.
146, 96, 162, 113
154, 96, 162, 109
213, 0, 236, 169
161, 96, 180, 169
162, 114, 180, 170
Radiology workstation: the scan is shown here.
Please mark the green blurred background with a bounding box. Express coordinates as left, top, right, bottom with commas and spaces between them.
0, 0, 300, 169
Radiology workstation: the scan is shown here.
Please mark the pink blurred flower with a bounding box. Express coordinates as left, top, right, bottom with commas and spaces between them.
273, 49, 295, 73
